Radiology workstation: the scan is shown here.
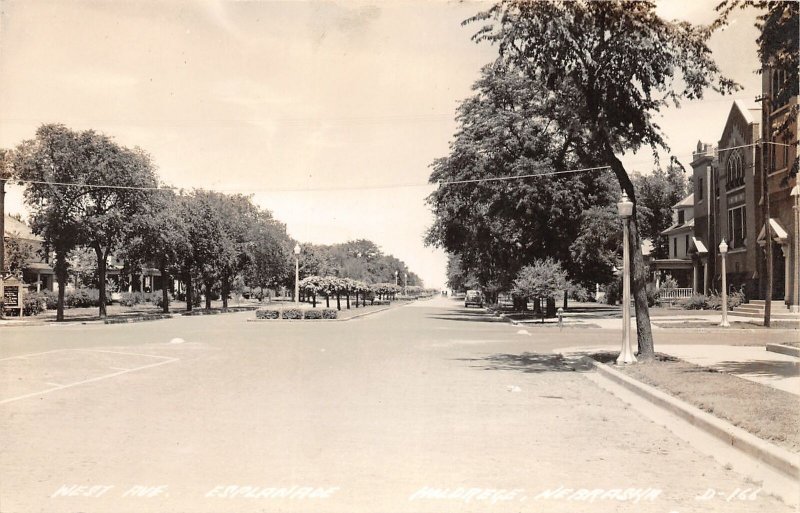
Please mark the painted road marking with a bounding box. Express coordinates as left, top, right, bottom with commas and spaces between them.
0, 350, 179, 405
0, 349, 70, 361
73, 349, 174, 360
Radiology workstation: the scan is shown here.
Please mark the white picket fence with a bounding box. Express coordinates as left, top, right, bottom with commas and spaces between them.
659, 288, 694, 300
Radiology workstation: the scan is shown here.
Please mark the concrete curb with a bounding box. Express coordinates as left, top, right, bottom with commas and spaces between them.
576, 355, 800, 480
104, 314, 174, 324
181, 306, 260, 316
766, 343, 800, 358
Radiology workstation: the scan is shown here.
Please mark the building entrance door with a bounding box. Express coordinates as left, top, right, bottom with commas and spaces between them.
773, 242, 786, 301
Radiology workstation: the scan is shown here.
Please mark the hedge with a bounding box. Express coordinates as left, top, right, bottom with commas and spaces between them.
281, 308, 303, 320
256, 308, 280, 319
304, 309, 323, 319
255, 307, 339, 320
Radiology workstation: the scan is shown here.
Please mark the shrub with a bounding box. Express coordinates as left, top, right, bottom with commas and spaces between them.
23, 294, 46, 316
281, 308, 303, 320
321, 308, 338, 319
38, 290, 59, 309
646, 283, 660, 307
681, 294, 708, 310
603, 278, 622, 305
256, 308, 280, 319
568, 283, 592, 302
64, 288, 109, 308
119, 292, 144, 307
152, 293, 169, 309
729, 289, 745, 309
304, 309, 323, 319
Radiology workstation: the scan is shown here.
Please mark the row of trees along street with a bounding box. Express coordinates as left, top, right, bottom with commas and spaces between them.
427, 0, 798, 360
3, 124, 422, 321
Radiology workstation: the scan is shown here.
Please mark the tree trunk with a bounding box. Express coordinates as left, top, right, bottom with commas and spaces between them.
600, 139, 654, 360
312, 293, 317, 308
94, 246, 108, 318
563, 289, 568, 310
221, 275, 229, 309
55, 250, 67, 322
160, 264, 170, 314
346, 291, 350, 309
185, 270, 193, 312
205, 281, 212, 310
336, 292, 341, 311
325, 294, 329, 308
354, 290, 358, 308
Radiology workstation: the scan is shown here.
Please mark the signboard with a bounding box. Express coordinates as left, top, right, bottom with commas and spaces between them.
3, 284, 20, 307
1, 277, 24, 317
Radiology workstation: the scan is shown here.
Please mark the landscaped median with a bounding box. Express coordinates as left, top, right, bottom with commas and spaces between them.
252, 300, 396, 322
572, 351, 800, 479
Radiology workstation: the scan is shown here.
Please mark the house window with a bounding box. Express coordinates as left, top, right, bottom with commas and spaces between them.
678, 210, 685, 225
673, 237, 677, 257
698, 177, 704, 201
726, 150, 744, 188
727, 206, 746, 249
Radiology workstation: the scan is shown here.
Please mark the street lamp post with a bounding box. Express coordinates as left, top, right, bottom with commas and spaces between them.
294, 244, 301, 303
395, 270, 398, 286
719, 239, 730, 327
617, 191, 636, 364
404, 272, 407, 295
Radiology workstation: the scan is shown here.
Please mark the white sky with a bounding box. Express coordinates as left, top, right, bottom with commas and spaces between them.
0, 0, 761, 288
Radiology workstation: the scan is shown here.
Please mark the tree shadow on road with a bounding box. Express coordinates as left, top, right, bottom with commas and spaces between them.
428, 309, 507, 323
455, 352, 576, 373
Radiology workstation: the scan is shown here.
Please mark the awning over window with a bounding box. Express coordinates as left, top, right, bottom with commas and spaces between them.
757, 218, 789, 245
689, 237, 708, 254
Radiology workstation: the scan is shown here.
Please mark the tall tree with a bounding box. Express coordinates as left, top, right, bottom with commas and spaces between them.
210, 193, 260, 308
715, 1, 798, 154
244, 214, 293, 298
122, 189, 190, 313
70, 131, 159, 317
633, 165, 689, 259
469, 0, 738, 359
179, 190, 227, 311
427, 61, 612, 298
12, 125, 86, 321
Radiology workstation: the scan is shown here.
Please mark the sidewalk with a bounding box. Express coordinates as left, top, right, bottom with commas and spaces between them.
557, 343, 800, 395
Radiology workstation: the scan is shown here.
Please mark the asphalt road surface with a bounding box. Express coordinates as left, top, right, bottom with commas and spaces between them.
0, 296, 793, 513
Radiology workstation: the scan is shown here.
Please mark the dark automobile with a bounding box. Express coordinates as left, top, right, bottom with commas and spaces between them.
464, 290, 484, 308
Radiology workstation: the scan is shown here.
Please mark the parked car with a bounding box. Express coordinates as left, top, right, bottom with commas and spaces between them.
464, 290, 484, 308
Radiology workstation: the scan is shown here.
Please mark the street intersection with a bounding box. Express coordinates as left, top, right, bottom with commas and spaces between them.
0, 296, 795, 512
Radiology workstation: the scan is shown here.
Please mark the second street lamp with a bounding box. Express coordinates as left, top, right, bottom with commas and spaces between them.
617, 191, 636, 364
719, 239, 730, 327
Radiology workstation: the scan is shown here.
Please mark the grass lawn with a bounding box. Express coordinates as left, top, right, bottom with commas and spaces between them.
17, 299, 259, 323
591, 352, 800, 453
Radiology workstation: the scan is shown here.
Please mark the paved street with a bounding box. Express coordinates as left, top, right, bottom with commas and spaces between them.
0, 297, 794, 513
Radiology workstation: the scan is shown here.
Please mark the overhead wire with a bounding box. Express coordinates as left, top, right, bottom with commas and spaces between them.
2, 141, 793, 193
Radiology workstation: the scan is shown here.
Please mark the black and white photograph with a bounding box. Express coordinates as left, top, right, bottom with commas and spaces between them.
0, 1, 798, 512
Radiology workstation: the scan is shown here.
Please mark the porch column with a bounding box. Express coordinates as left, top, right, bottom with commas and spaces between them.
128, 274, 133, 293
782, 244, 790, 305
36, 272, 41, 292
703, 260, 708, 296
139, 274, 144, 293
692, 262, 699, 294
